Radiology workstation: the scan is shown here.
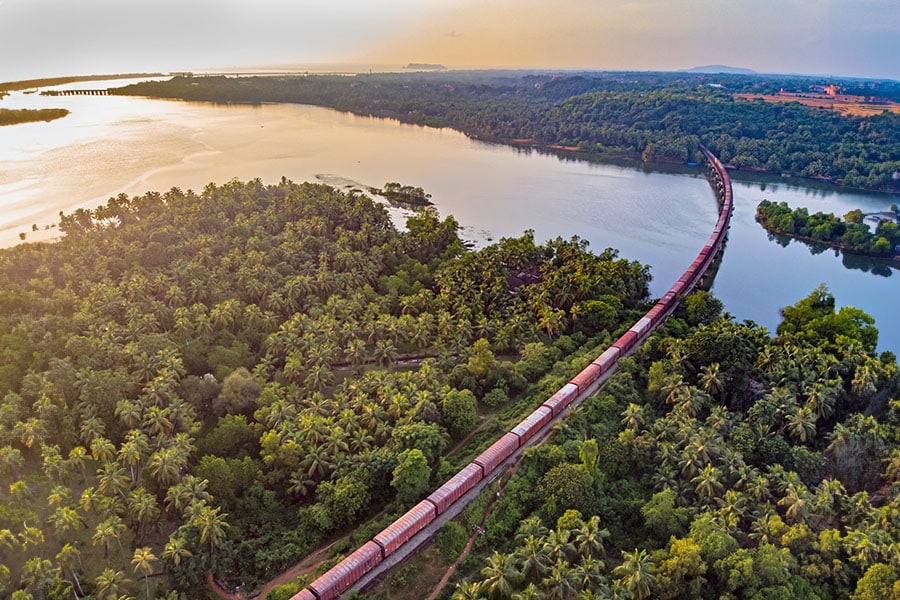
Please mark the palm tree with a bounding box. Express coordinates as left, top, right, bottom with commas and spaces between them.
147, 447, 183, 487
481, 551, 520, 600
698, 363, 724, 397
512, 583, 544, 600
94, 568, 130, 600
612, 549, 656, 600
541, 558, 578, 600
691, 464, 724, 501
161, 535, 192, 568
20, 557, 60, 600
93, 515, 127, 567
192, 505, 230, 566
516, 536, 550, 584
131, 547, 157, 600
573, 555, 605, 590
97, 462, 131, 500
543, 529, 576, 564
779, 482, 815, 525
56, 543, 85, 597
90, 437, 116, 463
785, 405, 817, 443
49, 505, 86, 538
128, 488, 160, 543
575, 516, 610, 559
620, 403, 646, 431
453, 581, 487, 600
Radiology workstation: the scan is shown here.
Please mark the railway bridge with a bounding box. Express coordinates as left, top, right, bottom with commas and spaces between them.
291, 146, 734, 600
40, 89, 111, 96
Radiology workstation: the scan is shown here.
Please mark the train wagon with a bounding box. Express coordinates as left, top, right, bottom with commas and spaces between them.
569, 363, 602, 393
308, 541, 383, 600
591, 346, 620, 374
374, 500, 437, 556
543, 383, 578, 416
473, 432, 520, 476
511, 406, 552, 447
645, 304, 666, 326
427, 463, 483, 514
289, 589, 317, 600
629, 316, 653, 339
613, 330, 639, 354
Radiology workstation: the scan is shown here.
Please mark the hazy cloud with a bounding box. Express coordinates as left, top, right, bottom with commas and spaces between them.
0, 0, 896, 80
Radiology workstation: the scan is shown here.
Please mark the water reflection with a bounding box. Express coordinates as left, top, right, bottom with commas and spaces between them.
764, 232, 895, 277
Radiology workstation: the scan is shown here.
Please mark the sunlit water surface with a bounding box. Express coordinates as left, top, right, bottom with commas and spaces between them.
1, 80, 898, 350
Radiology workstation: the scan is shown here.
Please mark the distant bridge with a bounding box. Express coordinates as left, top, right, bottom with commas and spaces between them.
40, 89, 111, 96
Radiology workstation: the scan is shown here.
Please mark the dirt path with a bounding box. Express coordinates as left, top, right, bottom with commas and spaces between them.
425, 429, 553, 600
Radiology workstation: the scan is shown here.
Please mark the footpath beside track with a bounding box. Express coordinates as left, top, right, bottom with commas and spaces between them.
291, 147, 734, 600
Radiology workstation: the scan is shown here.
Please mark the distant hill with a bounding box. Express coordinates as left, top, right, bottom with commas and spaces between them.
685, 65, 757, 75
405, 63, 447, 70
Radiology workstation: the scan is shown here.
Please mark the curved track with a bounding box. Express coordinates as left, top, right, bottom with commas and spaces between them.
290, 146, 734, 600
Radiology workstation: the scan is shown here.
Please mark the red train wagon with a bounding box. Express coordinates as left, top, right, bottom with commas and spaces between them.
591, 346, 620, 374
374, 500, 437, 556
613, 330, 639, 355
570, 363, 602, 393
511, 406, 552, 447
629, 316, 653, 339
473, 432, 519, 476
308, 541, 383, 600
289, 589, 317, 600
645, 304, 666, 326
427, 463, 483, 514
543, 383, 579, 417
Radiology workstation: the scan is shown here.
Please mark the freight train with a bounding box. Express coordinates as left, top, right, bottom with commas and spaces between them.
291, 146, 733, 600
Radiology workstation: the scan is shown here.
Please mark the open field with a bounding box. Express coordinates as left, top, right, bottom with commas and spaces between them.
735, 92, 900, 116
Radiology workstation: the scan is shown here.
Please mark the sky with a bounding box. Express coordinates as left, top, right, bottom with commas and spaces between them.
1, 0, 898, 81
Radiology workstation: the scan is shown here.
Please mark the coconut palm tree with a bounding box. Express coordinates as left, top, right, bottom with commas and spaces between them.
131, 547, 157, 600
128, 488, 160, 543
575, 516, 610, 559
161, 535, 192, 568
453, 581, 486, 600
612, 549, 656, 600
481, 551, 520, 600
49, 505, 86, 538
692, 464, 724, 501
698, 363, 724, 397
94, 568, 130, 600
516, 536, 550, 584
56, 543, 85, 597
192, 505, 230, 566
785, 405, 817, 443
97, 462, 131, 500
541, 558, 578, 600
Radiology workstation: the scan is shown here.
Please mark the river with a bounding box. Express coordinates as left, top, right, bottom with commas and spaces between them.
2, 79, 899, 351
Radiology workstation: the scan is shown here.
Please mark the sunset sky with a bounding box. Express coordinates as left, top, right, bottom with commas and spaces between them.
2, 0, 898, 81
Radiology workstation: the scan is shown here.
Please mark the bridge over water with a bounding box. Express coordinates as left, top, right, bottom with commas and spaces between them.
289, 147, 734, 600
41, 89, 111, 96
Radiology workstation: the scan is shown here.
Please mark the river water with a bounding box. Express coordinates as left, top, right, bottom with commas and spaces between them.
2, 79, 899, 351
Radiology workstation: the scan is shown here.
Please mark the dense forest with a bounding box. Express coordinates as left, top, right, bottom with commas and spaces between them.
118, 72, 900, 192
756, 200, 900, 258
325, 285, 900, 600
0, 179, 655, 599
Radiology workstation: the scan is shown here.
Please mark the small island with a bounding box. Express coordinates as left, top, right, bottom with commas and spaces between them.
756, 199, 900, 260
0, 108, 69, 126
370, 182, 433, 206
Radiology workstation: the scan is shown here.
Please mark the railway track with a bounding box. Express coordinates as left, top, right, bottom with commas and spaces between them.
290, 146, 734, 600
